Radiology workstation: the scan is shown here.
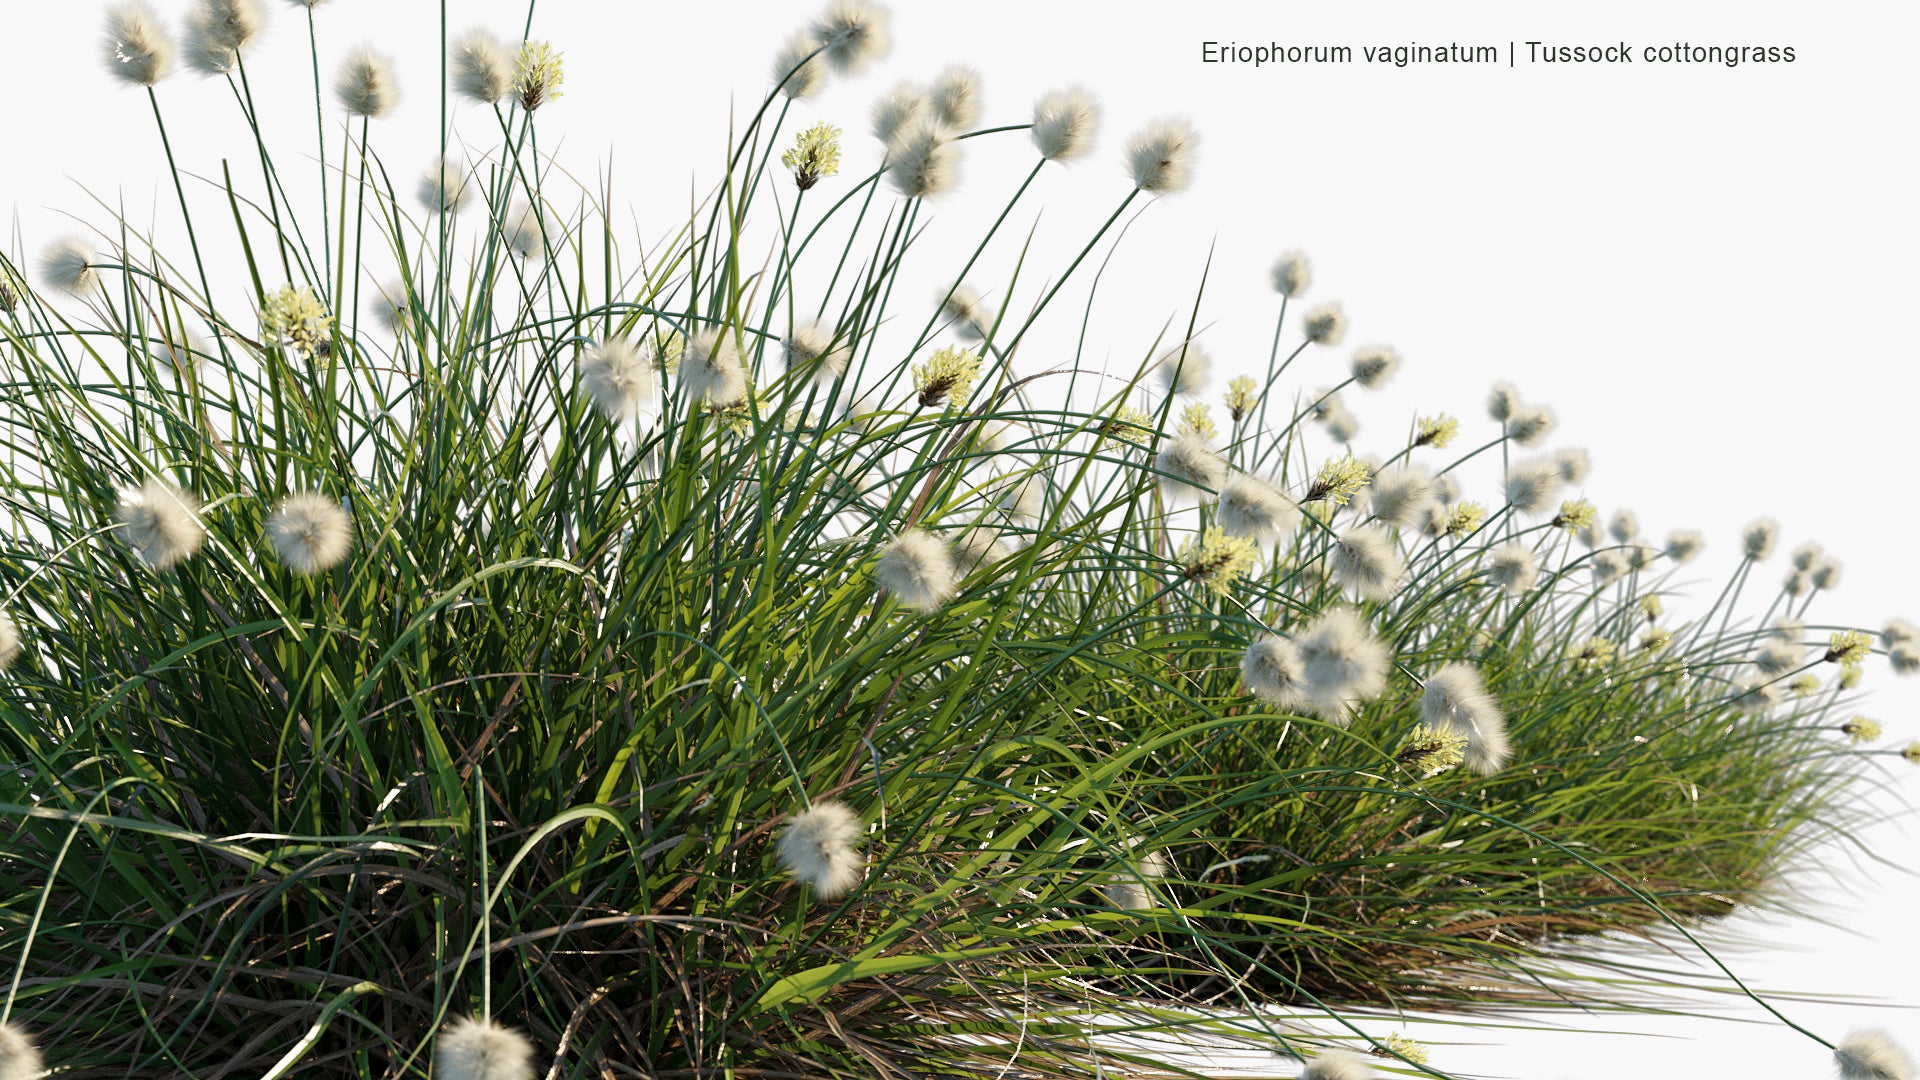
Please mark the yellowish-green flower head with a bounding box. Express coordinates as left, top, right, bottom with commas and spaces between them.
1224, 375, 1258, 421
1446, 501, 1487, 538
1826, 629, 1873, 670
1553, 498, 1597, 534
1178, 528, 1258, 596
1639, 595, 1663, 621
1415, 414, 1458, 449
1396, 724, 1467, 777
1306, 454, 1371, 506
1376, 1033, 1430, 1067
1840, 666, 1864, 690
1788, 674, 1820, 697
1904, 741, 1920, 766
1641, 627, 1674, 653
1177, 402, 1217, 441
1841, 717, 1882, 745
913, 345, 981, 407
261, 284, 334, 358
1103, 405, 1153, 445
1568, 635, 1617, 670
782, 122, 842, 190
513, 40, 564, 111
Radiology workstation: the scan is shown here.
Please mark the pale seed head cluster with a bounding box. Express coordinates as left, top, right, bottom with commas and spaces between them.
452, 28, 514, 103
874, 529, 956, 611
267, 492, 353, 575
1031, 87, 1100, 161
1124, 118, 1198, 193
436, 1016, 536, 1080
118, 477, 207, 571
103, 1, 175, 86
776, 799, 866, 898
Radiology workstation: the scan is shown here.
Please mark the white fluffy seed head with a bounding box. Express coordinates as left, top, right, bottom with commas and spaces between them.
0, 611, 21, 673
871, 80, 929, 145
1791, 541, 1823, 571
1609, 510, 1639, 544
1270, 252, 1311, 297
1296, 607, 1391, 726
504, 202, 545, 260
1502, 457, 1565, 516
374, 279, 412, 333
1504, 403, 1555, 446
812, 0, 890, 73
118, 477, 206, 571
436, 1016, 536, 1080
941, 285, 994, 341
1241, 634, 1306, 710
1590, 548, 1630, 588
770, 31, 827, 99
103, 2, 175, 86
886, 119, 959, 198
682, 329, 747, 405
784, 321, 850, 384
1812, 557, 1843, 590
1031, 86, 1099, 162
1217, 475, 1300, 544
336, 45, 399, 118
1422, 663, 1511, 774
874, 529, 957, 611
1754, 638, 1804, 677
1835, 1028, 1915, 1080
1367, 465, 1437, 528
40, 236, 101, 295
1154, 342, 1211, 396
1554, 447, 1591, 484
268, 491, 352, 574
0, 1022, 46, 1080
451, 28, 513, 103
1883, 620, 1919, 648
1302, 302, 1347, 346
1665, 529, 1704, 563
1742, 518, 1779, 560
184, 0, 265, 75
1299, 1049, 1376, 1080
579, 338, 655, 420
1486, 381, 1521, 422
418, 157, 473, 215
1124, 117, 1198, 194
1154, 431, 1226, 500
777, 800, 866, 898
1349, 345, 1399, 389
1487, 542, 1539, 597
928, 64, 983, 129
1332, 524, 1406, 602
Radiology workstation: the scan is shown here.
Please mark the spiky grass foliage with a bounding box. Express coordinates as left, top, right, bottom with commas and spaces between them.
0, 4, 1905, 1079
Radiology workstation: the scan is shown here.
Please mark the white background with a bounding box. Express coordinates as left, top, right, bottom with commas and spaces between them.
4, 1, 1916, 1077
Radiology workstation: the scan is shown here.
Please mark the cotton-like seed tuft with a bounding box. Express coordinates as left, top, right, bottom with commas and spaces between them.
886, 119, 959, 198
941, 285, 994, 341
183, 0, 265, 75
504, 202, 545, 260
1216, 475, 1300, 544
1124, 118, 1198, 194
1502, 456, 1564, 516
1154, 431, 1226, 500
928, 65, 982, 129
1241, 634, 1306, 710
1882, 620, 1918, 648
1367, 464, 1437, 528
1555, 447, 1591, 484
451, 28, 513, 103
1665, 530, 1704, 563
1154, 342, 1211, 396
1421, 663, 1509, 774
776, 799, 866, 898
579, 339, 655, 420
0, 611, 22, 673
872, 80, 929, 145
268, 492, 352, 574
813, 0, 891, 72
682, 329, 748, 405
1349, 345, 1399, 389
1270, 252, 1310, 297
419, 157, 473, 214
436, 1016, 536, 1080
1299, 1049, 1376, 1080
1332, 524, 1406, 602
1834, 1027, 1915, 1080
1296, 607, 1391, 726
770, 31, 827, 99
1504, 404, 1555, 445
874, 529, 957, 611
1609, 510, 1639, 544
784, 321, 851, 384
1, 1022, 46, 1080
1302, 302, 1347, 346
1812, 557, 1843, 590
1031, 87, 1099, 161
103, 2, 175, 86
118, 477, 207, 571
41, 236, 101, 295
336, 46, 399, 118
1486, 381, 1522, 422
1742, 518, 1779, 560
1487, 542, 1539, 597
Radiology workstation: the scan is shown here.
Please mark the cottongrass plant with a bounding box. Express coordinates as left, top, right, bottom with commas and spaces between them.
1, 3, 1916, 1079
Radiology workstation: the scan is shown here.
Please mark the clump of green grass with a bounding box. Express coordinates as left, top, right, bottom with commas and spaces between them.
1, 3, 1913, 1078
